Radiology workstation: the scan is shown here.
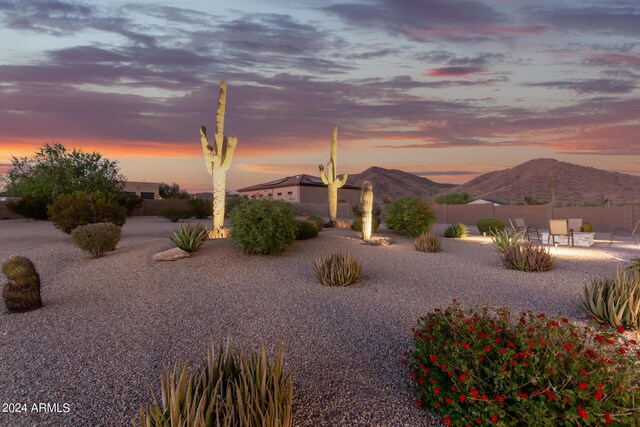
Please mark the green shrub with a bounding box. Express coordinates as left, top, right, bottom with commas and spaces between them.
71, 222, 121, 258
406, 302, 640, 426
295, 220, 319, 240
225, 194, 242, 217
230, 199, 297, 254
583, 267, 640, 330
186, 198, 212, 219
313, 252, 361, 286
112, 192, 143, 215
137, 340, 293, 427
352, 201, 382, 225
444, 223, 468, 238
307, 213, 325, 230
582, 222, 594, 232
158, 205, 191, 222
170, 223, 208, 253
6, 196, 50, 220
385, 197, 435, 237
476, 218, 505, 235
501, 243, 554, 272
434, 191, 471, 205
48, 191, 127, 234
350, 218, 379, 233
414, 232, 441, 253
491, 229, 526, 254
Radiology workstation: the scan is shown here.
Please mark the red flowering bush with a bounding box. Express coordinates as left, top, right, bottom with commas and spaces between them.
384, 197, 435, 237
405, 301, 640, 426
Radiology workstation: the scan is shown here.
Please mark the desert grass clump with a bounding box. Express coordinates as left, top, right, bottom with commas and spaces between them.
306, 213, 325, 230
136, 340, 293, 427
71, 222, 121, 258
414, 232, 441, 253
2, 255, 43, 313
170, 223, 208, 253
334, 219, 351, 229
444, 223, 468, 238
294, 220, 319, 240
500, 243, 554, 272
313, 252, 361, 286
491, 229, 525, 253
583, 267, 640, 330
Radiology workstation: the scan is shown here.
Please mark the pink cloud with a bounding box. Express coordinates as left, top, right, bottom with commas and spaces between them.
426, 66, 483, 77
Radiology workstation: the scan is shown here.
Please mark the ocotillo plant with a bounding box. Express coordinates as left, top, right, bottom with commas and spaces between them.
2, 255, 43, 313
200, 81, 238, 233
361, 181, 373, 240
319, 125, 348, 227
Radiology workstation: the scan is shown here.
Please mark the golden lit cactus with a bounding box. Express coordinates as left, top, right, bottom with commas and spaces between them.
2, 255, 43, 313
200, 81, 238, 233
360, 181, 373, 240
319, 125, 348, 227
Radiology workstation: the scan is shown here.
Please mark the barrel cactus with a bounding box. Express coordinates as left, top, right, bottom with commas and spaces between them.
2, 256, 43, 313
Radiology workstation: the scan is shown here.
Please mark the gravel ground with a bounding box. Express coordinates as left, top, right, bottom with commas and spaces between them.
0, 217, 638, 427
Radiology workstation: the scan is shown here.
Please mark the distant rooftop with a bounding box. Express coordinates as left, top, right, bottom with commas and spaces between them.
237, 174, 360, 192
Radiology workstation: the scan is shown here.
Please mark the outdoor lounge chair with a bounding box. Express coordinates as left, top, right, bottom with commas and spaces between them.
514, 218, 540, 241
609, 220, 640, 248
568, 218, 582, 234
548, 219, 573, 246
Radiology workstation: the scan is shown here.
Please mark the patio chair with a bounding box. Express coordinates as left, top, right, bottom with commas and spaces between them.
568, 218, 582, 234
548, 219, 574, 246
515, 218, 540, 241
609, 220, 640, 248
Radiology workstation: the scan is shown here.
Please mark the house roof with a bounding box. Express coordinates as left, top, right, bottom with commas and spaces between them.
468, 198, 507, 206
237, 174, 360, 192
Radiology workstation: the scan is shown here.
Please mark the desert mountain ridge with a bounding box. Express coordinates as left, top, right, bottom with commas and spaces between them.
344, 159, 640, 205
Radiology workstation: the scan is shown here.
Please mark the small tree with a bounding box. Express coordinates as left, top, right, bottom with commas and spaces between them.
159, 183, 190, 199
3, 143, 125, 219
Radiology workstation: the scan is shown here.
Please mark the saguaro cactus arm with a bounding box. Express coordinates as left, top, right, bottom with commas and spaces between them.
200, 126, 214, 174
220, 136, 237, 171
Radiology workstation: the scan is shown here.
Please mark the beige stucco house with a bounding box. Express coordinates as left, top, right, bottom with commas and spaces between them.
237, 174, 361, 204
123, 181, 160, 200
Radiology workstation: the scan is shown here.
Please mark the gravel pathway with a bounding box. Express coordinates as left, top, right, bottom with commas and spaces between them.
0, 217, 635, 426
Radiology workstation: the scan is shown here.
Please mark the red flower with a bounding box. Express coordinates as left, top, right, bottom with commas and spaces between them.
604, 411, 613, 424
595, 390, 603, 400
485, 345, 491, 352
491, 414, 498, 423
400, 359, 406, 365
476, 417, 482, 424
440, 363, 447, 370
563, 396, 570, 403
578, 382, 588, 390
517, 391, 528, 399
495, 395, 504, 403
527, 341, 534, 347
460, 373, 467, 382
434, 388, 440, 395
545, 391, 556, 400
550, 321, 560, 327
578, 407, 588, 419
471, 388, 479, 399
460, 393, 467, 402
562, 317, 569, 323
564, 344, 573, 351
539, 339, 546, 346
481, 394, 489, 401
415, 400, 422, 407
444, 417, 452, 426
494, 337, 502, 343
619, 347, 627, 355
507, 341, 516, 348
445, 397, 453, 404
617, 325, 625, 333
435, 401, 441, 408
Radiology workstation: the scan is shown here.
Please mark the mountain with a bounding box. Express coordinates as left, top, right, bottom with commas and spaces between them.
444, 158, 640, 205
347, 166, 455, 200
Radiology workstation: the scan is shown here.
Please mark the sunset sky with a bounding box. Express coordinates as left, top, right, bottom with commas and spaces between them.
0, 0, 638, 192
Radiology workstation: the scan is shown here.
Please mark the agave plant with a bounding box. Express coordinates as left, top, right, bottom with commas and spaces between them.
313, 252, 361, 286
136, 340, 293, 427
414, 232, 441, 253
583, 267, 640, 330
306, 213, 325, 230
500, 243, 554, 272
491, 229, 525, 254
444, 223, 468, 238
170, 223, 208, 253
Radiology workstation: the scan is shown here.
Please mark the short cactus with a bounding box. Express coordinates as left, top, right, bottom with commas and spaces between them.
360, 181, 373, 240
2, 256, 43, 313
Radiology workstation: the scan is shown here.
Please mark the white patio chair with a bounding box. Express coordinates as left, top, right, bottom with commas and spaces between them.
515, 218, 540, 241
548, 219, 573, 246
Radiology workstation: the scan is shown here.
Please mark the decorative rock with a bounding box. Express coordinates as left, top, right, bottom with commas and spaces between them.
2, 255, 43, 313
362, 237, 393, 246
152, 248, 190, 261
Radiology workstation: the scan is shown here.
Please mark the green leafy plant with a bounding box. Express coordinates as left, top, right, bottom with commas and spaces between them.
444, 223, 468, 238
295, 220, 319, 240
136, 340, 293, 427
48, 191, 127, 234
582, 222, 594, 232
385, 197, 435, 237
414, 232, 441, 253
313, 252, 361, 286
434, 191, 471, 205
501, 243, 554, 272
350, 218, 379, 233
71, 222, 121, 258
170, 223, 208, 253
306, 213, 325, 230
477, 218, 505, 235
406, 301, 640, 426
491, 229, 526, 254
158, 205, 191, 222
583, 267, 640, 330
230, 199, 297, 254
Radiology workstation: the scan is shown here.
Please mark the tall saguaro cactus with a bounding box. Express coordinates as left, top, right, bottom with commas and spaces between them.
319, 125, 348, 227
361, 181, 373, 240
200, 81, 238, 233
